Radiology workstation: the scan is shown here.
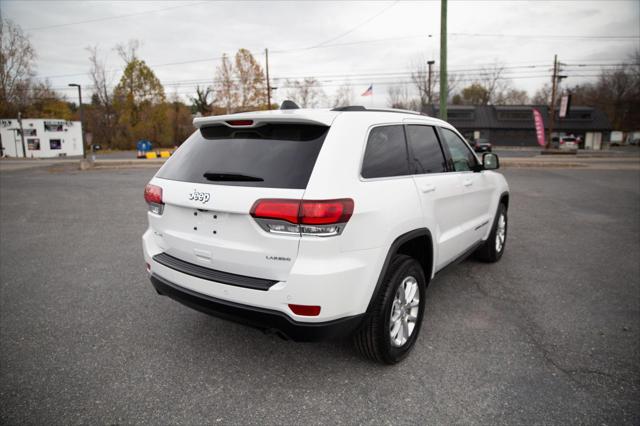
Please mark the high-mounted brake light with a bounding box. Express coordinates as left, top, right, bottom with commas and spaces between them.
144, 183, 164, 214
226, 120, 254, 126
250, 199, 354, 236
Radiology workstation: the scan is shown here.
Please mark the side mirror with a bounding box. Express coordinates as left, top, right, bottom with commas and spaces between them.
483, 152, 499, 170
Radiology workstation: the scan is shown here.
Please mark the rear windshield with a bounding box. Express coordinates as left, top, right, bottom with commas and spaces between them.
156, 123, 329, 189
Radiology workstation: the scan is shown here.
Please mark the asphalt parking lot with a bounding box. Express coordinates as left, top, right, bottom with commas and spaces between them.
1, 165, 639, 424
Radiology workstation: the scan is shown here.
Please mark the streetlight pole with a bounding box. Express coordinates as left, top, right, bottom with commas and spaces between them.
439, 0, 448, 121
68, 83, 86, 159
265, 48, 271, 110
427, 60, 435, 106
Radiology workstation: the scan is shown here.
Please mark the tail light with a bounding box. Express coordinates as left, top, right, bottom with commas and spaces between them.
144, 183, 164, 215
250, 198, 354, 237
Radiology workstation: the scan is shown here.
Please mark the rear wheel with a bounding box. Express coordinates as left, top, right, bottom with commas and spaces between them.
354, 255, 426, 364
475, 203, 507, 262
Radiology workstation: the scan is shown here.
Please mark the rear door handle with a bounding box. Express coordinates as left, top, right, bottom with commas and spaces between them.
463, 179, 473, 187
421, 184, 436, 193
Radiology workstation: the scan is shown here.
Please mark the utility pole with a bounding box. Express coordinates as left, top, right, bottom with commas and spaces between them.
547, 55, 567, 149
265, 48, 271, 110
427, 60, 435, 106
68, 83, 87, 159
547, 54, 558, 149
439, 0, 448, 120
17, 112, 26, 158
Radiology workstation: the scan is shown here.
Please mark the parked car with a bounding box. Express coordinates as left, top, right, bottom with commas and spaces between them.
559, 136, 578, 150
142, 104, 510, 364
472, 138, 492, 153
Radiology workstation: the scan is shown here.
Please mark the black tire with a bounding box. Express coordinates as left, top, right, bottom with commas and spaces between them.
475, 203, 507, 262
353, 255, 426, 364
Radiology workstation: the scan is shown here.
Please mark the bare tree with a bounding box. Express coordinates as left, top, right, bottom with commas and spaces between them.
234, 49, 266, 111
87, 45, 114, 107
0, 18, 36, 115
473, 62, 511, 105
386, 84, 410, 109
495, 88, 529, 105
411, 56, 461, 109
285, 78, 325, 108
86, 45, 117, 147
532, 83, 551, 105
214, 54, 238, 113
410, 57, 434, 109
569, 53, 640, 130
115, 39, 140, 63
191, 85, 213, 115
333, 83, 354, 107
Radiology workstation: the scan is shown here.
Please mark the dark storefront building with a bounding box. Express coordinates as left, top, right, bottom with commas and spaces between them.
423, 105, 611, 147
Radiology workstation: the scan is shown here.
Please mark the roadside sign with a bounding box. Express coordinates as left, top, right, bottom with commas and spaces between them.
532, 108, 546, 147
559, 94, 571, 118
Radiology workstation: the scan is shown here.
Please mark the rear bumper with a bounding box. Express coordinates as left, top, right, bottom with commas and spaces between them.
150, 273, 365, 342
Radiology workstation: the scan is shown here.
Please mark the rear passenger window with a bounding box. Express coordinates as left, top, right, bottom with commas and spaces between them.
406, 125, 447, 174
361, 125, 410, 179
440, 128, 478, 172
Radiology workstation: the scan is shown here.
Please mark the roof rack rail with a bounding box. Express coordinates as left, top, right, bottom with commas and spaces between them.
331, 106, 424, 116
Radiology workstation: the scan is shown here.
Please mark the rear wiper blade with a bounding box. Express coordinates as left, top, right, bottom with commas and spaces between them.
203, 172, 264, 182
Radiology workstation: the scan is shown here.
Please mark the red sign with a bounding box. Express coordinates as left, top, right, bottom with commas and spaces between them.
532, 108, 546, 147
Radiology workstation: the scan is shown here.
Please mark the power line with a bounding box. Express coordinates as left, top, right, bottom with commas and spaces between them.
309, 0, 400, 48
450, 32, 640, 40
24, 1, 207, 31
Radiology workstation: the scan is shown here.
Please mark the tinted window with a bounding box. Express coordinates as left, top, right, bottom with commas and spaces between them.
406, 125, 447, 174
157, 123, 328, 189
440, 128, 478, 172
361, 125, 410, 178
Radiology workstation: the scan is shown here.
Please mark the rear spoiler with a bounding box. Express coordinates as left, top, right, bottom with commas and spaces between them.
193, 110, 338, 129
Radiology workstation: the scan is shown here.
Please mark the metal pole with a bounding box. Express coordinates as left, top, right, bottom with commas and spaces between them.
69, 84, 87, 159
427, 60, 435, 105
17, 112, 27, 158
265, 48, 271, 110
78, 86, 87, 159
547, 54, 557, 149
439, 0, 447, 120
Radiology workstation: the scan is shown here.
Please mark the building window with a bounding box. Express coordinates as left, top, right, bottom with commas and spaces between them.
44, 122, 64, 132
448, 111, 474, 120
50, 139, 62, 150
18, 128, 37, 137
27, 138, 40, 150
496, 111, 532, 120
565, 111, 592, 120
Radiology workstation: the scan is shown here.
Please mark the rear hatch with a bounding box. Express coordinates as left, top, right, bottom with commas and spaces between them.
148, 119, 331, 282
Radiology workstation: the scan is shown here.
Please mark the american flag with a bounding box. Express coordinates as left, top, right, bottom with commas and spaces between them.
361, 85, 373, 97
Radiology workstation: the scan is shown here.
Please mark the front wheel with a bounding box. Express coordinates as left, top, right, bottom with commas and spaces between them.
475, 203, 507, 262
353, 255, 426, 364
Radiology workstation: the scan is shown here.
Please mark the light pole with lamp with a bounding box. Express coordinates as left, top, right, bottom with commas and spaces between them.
68, 83, 87, 159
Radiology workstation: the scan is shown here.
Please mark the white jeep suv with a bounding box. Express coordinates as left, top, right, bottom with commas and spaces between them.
142, 105, 509, 364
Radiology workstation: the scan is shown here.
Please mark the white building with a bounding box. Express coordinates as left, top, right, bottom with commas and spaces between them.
0, 118, 84, 158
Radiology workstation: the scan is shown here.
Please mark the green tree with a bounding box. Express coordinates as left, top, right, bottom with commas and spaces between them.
113, 55, 168, 148
25, 80, 72, 119
461, 83, 490, 105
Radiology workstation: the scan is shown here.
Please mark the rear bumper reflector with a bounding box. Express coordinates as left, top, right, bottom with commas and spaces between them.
152, 252, 278, 291
150, 274, 364, 341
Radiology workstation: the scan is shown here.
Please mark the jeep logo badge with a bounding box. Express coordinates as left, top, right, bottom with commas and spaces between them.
188, 189, 210, 203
